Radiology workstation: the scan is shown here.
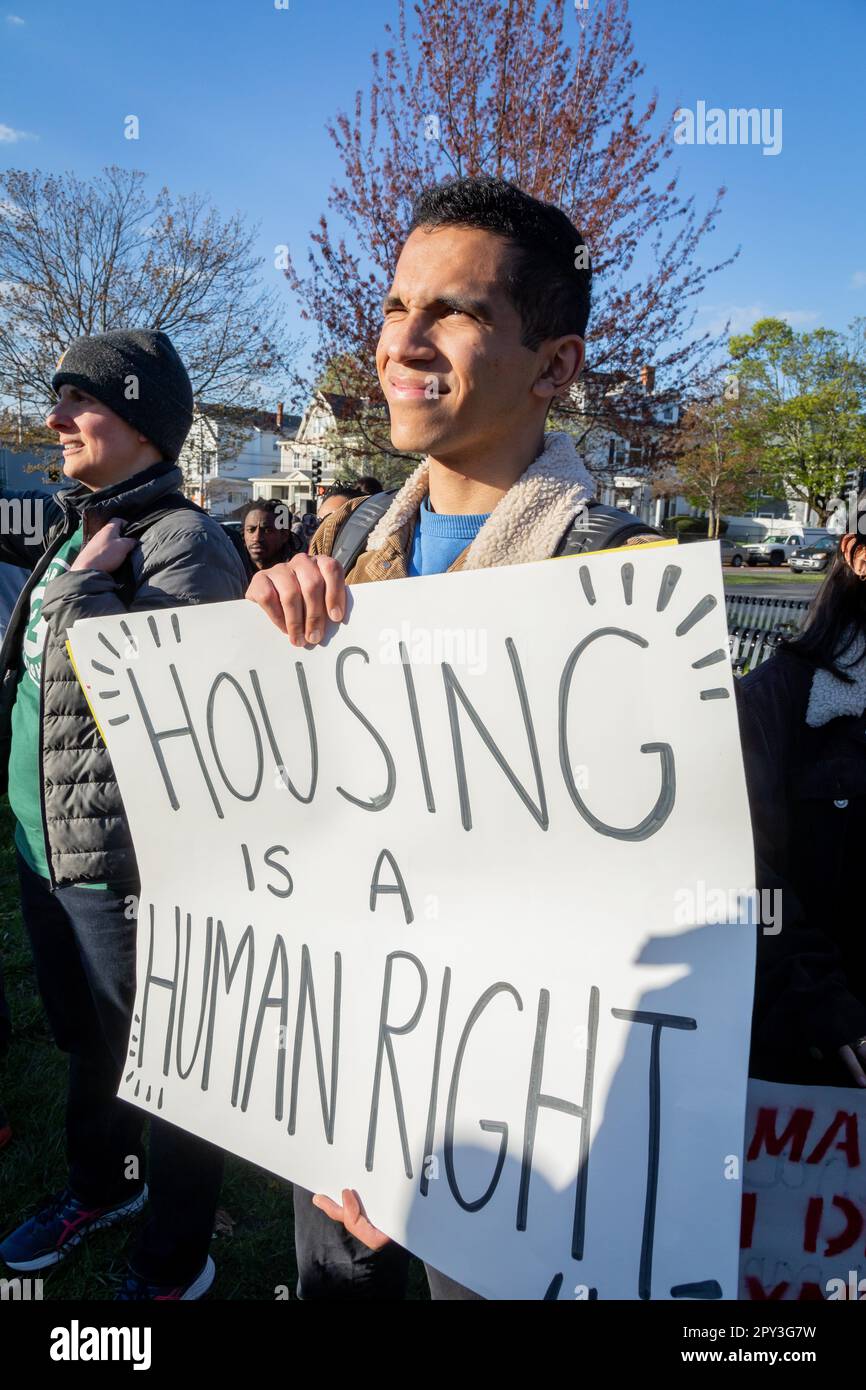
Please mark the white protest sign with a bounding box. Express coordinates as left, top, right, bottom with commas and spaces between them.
740, 1078, 866, 1301
68, 540, 755, 1300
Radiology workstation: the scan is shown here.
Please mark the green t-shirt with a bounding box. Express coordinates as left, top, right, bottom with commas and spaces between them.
8, 525, 108, 887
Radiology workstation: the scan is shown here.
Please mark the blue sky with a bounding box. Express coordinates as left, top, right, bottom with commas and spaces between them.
2, 0, 864, 402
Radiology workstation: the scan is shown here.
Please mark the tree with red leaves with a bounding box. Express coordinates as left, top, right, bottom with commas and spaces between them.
286, 0, 735, 478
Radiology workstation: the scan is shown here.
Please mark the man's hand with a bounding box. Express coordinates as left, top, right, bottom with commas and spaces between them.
839, 1038, 866, 1087
71, 518, 138, 573
245, 553, 347, 646
312, 1188, 391, 1250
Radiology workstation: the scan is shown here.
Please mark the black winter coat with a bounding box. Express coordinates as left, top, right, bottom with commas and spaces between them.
737, 647, 866, 1086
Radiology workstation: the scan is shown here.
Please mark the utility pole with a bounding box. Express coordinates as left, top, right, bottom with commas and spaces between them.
199, 411, 205, 509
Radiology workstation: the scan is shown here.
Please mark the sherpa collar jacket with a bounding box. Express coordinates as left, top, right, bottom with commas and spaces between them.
0, 460, 247, 888
310, 430, 654, 581
737, 643, 866, 1085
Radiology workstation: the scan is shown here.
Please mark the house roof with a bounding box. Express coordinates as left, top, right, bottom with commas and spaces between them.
197, 403, 302, 437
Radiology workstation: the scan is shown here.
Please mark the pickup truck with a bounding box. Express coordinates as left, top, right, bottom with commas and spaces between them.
744, 533, 806, 567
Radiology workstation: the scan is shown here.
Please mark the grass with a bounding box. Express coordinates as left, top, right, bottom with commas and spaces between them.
0, 795, 429, 1300
723, 567, 824, 589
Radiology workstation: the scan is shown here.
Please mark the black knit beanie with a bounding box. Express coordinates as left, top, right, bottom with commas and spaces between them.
52, 329, 194, 462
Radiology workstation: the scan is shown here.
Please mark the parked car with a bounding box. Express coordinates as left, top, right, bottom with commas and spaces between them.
788, 536, 838, 573
719, 538, 749, 567
744, 533, 806, 567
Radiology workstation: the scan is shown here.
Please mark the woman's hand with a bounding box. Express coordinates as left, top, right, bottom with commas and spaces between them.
838, 1038, 866, 1087
71, 518, 138, 573
312, 1188, 391, 1250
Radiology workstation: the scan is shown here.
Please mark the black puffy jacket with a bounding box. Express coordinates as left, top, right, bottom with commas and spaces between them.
737, 646, 866, 1085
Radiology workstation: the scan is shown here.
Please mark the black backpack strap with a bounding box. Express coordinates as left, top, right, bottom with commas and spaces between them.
555, 501, 661, 557
331, 491, 397, 573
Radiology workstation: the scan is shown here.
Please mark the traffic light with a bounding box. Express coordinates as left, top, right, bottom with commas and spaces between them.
843, 467, 866, 496
312, 459, 322, 489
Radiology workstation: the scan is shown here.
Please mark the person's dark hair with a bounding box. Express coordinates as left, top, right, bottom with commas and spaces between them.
356, 476, 383, 496
241, 498, 293, 529
320, 482, 364, 503
408, 176, 591, 350
783, 496, 866, 678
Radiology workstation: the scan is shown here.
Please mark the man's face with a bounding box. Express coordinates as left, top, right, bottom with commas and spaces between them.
243, 510, 286, 568
377, 225, 556, 461
46, 385, 157, 489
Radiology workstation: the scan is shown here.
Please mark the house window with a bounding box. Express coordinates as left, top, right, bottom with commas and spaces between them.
610, 438, 632, 470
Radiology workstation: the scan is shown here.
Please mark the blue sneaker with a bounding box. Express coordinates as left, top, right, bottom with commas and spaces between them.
115, 1255, 216, 1301
0, 1185, 147, 1271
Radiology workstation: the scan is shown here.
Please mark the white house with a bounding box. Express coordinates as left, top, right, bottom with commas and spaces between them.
569, 367, 686, 527
178, 404, 301, 517
249, 392, 377, 514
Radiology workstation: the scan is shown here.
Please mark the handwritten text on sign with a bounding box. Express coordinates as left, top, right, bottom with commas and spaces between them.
68, 542, 755, 1299
740, 1079, 866, 1300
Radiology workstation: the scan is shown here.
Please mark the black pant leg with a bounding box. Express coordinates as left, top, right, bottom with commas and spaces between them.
17, 853, 145, 1205
129, 1119, 224, 1285
53, 875, 223, 1282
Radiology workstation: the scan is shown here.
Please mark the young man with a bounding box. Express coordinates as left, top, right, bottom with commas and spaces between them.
241, 499, 301, 574
0, 329, 247, 1299
247, 177, 660, 1298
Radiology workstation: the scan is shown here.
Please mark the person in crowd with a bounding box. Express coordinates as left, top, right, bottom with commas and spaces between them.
292, 508, 325, 553
247, 175, 661, 1298
738, 493, 866, 1090
356, 475, 384, 496
241, 499, 300, 573
317, 482, 364, 521
0, 329, 247, 1299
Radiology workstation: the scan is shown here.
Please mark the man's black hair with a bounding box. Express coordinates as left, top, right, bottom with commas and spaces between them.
783, 488, 866, 679
356, 475, 384, 496
408, 176, 591, 350
320, 482, 364, 503
241, 498, 293, 527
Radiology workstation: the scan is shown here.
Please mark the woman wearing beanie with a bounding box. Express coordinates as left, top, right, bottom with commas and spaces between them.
0, 329, 247, 1299
738, 495, 866, 1090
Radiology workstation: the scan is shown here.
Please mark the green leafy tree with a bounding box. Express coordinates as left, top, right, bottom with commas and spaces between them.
729, 317, 866, 525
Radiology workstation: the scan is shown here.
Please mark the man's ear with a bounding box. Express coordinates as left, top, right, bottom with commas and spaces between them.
532, 336, 585, 402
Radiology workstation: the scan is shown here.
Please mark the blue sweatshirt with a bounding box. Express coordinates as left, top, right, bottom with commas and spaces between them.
406, 495, 491, 576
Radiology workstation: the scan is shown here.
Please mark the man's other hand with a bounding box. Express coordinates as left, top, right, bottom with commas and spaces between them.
312, 1188, 391, 1251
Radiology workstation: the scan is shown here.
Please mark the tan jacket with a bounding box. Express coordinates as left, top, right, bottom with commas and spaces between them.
310, 431, 659, 583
